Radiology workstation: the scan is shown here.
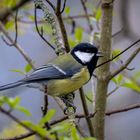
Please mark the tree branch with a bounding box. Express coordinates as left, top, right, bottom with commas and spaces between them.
45, 0, 55, 11
80, 0, 93, 31
55, 0, 70, 52
96, 39, 140, 68
109, 47, 140, 80
79, 88, 94, 136
34, 6, 55, 50
0, 0, 31, 22
0, 21, 35, 69
94, 1, 113, 139
4, 103, 139, 139
0, 107, 50, 139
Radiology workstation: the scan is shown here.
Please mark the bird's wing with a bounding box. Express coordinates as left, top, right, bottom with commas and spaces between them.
24, 65, 73, 82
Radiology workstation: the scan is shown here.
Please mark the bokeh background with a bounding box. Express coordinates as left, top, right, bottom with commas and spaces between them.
0, 0, 140, 139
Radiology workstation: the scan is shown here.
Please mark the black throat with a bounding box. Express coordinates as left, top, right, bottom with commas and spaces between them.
87, 56, 98, 76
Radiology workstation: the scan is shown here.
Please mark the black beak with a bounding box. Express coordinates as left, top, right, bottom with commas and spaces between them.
97, 51, 103, 57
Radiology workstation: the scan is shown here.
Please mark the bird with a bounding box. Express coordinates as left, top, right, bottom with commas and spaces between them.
0, 43, 102, 97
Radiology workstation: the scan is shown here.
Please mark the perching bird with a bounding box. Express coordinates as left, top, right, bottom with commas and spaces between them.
0, 43, 102, 96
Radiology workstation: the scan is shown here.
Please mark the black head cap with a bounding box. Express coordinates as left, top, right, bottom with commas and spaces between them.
71, 43, 98, 55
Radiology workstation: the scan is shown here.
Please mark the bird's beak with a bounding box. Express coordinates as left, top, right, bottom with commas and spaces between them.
97, 51, 103, 57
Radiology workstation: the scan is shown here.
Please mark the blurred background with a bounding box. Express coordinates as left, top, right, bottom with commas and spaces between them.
0, 0, 140, 139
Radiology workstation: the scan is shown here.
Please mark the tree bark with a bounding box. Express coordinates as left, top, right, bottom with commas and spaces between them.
93, 0, 113, 140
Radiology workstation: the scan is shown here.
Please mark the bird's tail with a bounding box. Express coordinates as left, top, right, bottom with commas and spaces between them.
0, 81, 25, 91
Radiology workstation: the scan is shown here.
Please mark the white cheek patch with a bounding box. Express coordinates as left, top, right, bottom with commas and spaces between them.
75, 51, 94, 63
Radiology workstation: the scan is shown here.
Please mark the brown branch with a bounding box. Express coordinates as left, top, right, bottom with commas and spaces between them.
107, 86, 119, 97
75, 123, 88, 137
0, 0, 31, 22
60, 0, 67, 14
55, 0, 70, 52
0, 21, 35, 69
80, 0, 93, 31
5, 104, 140, 139
0, 131, 35, 140
94, 1, 113, 139
45, 0, 55, 11
56, 0, 61, 14
109, 47, 140, 80
14, 10, 18, 44
106, 104, 140, 115
96, 39, 140, 68
79, 88, 94, 136
41, 94, 51, 130
0, 107, 50, 139
34, 6, 55, 50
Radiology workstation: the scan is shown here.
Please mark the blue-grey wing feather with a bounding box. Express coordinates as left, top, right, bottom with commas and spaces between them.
24, 65, 72, 82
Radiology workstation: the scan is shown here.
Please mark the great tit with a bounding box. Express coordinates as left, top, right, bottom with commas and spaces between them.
0, 43, 101, 96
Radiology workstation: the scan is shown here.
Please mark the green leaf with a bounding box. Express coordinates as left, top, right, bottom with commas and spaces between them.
3, 96, 20, 108
22, 121, 48, 136
95, 8, 102, 21
6, 0, 16, 7
10, 69, 25, 75
133, 71, 140, 80
68, 38, 77, 48
24, 63, 32, 73
122, 78, 140, 92
112, 74, 123, 85
75, 27, 83, 42
0, 96, 6, 106
39, 109, 56, 126
5, 21, 14, 29
50, 122, 71, 133
71, 127, 80, 140
28, 15, 35, 21
65, 6, 70, 15
16, 106, 31, 116
112, 49, 122, 61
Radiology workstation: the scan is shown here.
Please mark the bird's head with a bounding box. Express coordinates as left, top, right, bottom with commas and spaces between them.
71, 43, 102, 65
71, 43, 102, 75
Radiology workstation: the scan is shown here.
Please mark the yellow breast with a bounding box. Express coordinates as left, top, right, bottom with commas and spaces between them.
47, 67, 90, 96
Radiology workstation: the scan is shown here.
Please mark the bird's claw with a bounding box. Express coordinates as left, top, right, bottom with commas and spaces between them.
64, 105, 76, 115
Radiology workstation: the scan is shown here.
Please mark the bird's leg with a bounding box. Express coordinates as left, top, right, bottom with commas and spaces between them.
59, 93, 76, 114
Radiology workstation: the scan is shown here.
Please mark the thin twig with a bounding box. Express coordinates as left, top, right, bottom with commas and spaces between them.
80, 0, 93, 31
75, 123, 88, 137
1, 10, 18, 46
14, 10, 18, 43
107, 86, 120, 97
112, 27, 124, 38
0, 107, 49, 139
109, 47, 140, 80
34, 6, 55, 50
0, 131, 35, 140
60, 0, 67, 14
79, 88, 94, 136
96, 39, 140, 68
55, 0, 70, 52
0, 0, 32, 22
45, 0, 55, 11
0, 21, 35, 69
34, 0, 64, 53
106, 104, 140, 115
4, 104, 140, 139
